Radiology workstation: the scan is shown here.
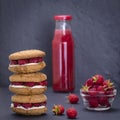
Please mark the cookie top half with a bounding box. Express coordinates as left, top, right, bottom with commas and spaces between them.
9, 49, 46, 60
9, 72, 47, 82
11, 94, 47, 103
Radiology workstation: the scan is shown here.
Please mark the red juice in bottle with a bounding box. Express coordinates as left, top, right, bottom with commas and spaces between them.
52, 15, 75, 92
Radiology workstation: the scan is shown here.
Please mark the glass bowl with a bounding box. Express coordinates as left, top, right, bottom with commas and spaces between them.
80, 89, 117, 111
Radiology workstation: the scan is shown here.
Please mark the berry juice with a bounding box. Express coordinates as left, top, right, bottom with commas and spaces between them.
52, 28, 75, 92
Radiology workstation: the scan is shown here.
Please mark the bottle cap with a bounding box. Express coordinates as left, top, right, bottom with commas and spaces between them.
54, 15, 72, 20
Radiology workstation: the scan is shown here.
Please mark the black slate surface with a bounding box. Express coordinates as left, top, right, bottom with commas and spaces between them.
0, 1, 120, 119
0, 0, 120, 89
0, 87, 120, 120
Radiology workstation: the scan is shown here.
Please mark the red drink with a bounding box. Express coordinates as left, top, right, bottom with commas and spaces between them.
52, 15, 75, 92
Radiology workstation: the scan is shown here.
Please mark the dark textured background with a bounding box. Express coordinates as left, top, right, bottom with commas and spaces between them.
0, 0, 120, 90
0, 1, 120, 120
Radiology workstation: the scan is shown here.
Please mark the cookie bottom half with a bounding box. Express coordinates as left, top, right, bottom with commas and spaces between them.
11, 107, 47, 115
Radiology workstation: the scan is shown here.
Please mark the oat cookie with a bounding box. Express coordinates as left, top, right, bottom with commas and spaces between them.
9, 72, 47, 95
11, 94, 47, 115
9, 49, 46, 60
8, 49, 46, 73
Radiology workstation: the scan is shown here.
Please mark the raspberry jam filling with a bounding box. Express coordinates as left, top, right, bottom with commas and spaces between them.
13, 101, 47, 109
11, 80, 47, 87
10, 57, 43, 65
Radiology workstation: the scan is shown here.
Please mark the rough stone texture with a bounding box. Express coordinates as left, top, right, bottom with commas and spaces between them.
0, 0, 120, 89
0, 87, 120, 119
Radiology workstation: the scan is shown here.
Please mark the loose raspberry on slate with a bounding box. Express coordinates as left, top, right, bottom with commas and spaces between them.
67, 93, 79, 104
66, 107, 77, 119
52, 104, 64, 115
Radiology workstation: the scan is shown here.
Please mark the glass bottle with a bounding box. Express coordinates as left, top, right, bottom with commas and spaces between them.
52, 15, 75, 92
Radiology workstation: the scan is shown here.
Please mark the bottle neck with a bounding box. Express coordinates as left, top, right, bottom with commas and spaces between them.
55, 20, 71, 31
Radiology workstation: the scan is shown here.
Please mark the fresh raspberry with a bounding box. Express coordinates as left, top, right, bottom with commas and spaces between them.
18, 59, 29, 65
103, 80, 114, 89
12, 82, 23, 85
52, 104, 64, 115
67, 93, 79, 104
39, 101, 47, 106
24, 82, 35, 87
81, 74, 116, 110
13, 102, 21, 107
66, 107, 77, 119
98, 96, 109, 106
10, 60, 18, 65
85, 78, 94, 87
32, 102, 47, 107
39, 81, 48, 86
88, 97, 98, 108
105, 89, 114, 95
22, 103, 32, 109
81, 85, 89, 94
97, 86, 104, 92
103, 80, 110, 86
29, 57, 39, 63
32, 103, 40, 107
88, 88, 97, 96
93, 74, 104, 85
38, 57, 43, 62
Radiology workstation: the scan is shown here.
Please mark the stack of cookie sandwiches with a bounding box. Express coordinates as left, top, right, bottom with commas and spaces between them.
8, 49, 48, 115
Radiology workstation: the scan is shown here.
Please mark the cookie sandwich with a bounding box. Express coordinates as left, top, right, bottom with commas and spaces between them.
8, 50, 46, 73
9, 72, 47, 95
11, 94, 47, 115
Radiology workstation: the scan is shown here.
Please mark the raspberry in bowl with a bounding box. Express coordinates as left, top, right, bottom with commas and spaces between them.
80, 74, 117, 111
